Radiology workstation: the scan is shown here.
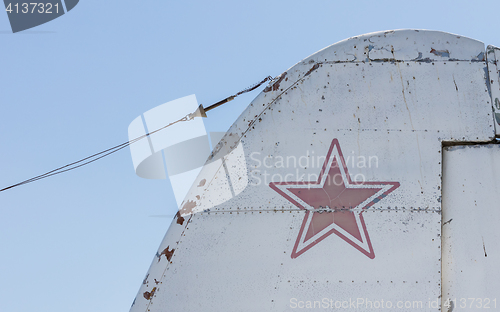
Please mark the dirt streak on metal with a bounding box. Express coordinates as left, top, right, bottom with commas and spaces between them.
304, 63, 320, 77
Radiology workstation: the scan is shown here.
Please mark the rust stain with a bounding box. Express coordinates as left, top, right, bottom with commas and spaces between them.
198, 179, 206, 187
176, 211, 185, 225
154, 279, 160, 285
142, 274, 149, 285
264, 72, 287, 92
158, 246, 175, 262
143, 287, 157, 300
180, 200, 197, 215
304, 63, 320, 77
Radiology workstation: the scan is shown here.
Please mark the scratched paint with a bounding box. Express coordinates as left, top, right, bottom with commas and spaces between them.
158, 246, 174, 262
430, 48, 450, 58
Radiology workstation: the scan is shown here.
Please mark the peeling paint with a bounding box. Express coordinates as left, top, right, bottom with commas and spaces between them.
143, 287, 156, 300
176, 211, 185, 225
430, 48, 450, 58
142, 274, 149, 285
158, 246, 175, 262
180, 200, 197, 215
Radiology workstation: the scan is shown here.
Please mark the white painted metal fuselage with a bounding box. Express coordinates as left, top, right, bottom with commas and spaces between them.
130, 30, 500, 312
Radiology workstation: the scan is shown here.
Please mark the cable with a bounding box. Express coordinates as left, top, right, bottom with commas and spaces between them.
0, 116, 188, 192
0, 75, 274, 193
203, 76, 273, 113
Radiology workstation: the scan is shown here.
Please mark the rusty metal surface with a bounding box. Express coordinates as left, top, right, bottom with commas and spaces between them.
442, 144, 500, 311
130, 30, 496, 311
486, 45, 500, 136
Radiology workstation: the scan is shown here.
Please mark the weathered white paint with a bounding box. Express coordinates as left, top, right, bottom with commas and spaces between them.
486, 45, 500, 136
442, 144, 500, 311
130, 30, 497, 312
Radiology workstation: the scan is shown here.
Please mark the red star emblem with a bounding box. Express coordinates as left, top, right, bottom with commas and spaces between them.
269, 139, 399, 259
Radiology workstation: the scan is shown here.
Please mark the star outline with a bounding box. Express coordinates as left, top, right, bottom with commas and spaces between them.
269, 139, 400, 259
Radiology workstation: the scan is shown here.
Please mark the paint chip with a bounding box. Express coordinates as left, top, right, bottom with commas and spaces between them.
143, 287, 157, 300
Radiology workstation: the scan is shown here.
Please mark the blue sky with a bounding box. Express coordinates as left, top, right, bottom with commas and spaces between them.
1, 1, 499, 311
